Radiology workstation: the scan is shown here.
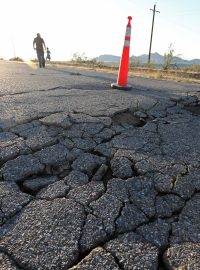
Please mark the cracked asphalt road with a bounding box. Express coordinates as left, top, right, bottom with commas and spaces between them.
0, 60, 200, 269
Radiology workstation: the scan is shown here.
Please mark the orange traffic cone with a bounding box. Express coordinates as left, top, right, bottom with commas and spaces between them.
111, 16, 132, 90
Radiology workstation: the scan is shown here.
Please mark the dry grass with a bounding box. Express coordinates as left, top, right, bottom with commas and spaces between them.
9, 57, 24, 62
44, 60, 200, 84
128, 68, 200, 83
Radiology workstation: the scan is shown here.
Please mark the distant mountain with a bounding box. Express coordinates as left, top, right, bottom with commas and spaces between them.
96, 53, 200, 67
131, 52, 164, 65
96, 54, 120, 63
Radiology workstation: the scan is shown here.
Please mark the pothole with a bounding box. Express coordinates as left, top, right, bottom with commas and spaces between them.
17, 181, 37, 196
184, 105, 200, 115
112, 111, 146, 127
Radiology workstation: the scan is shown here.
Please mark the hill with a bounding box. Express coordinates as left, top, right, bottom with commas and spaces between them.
96, 53, 200, 67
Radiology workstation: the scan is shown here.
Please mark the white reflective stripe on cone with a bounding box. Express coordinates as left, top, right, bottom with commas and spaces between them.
125, 27, 131, 36
124, 40, 130, 47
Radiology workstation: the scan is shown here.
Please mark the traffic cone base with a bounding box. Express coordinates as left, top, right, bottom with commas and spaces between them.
111, 83, 132, 90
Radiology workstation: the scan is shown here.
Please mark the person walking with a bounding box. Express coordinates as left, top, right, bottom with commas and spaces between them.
46, 47, 51, 61
33, 33, 46, 68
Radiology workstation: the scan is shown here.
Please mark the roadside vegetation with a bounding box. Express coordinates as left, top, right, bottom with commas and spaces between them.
9, 57, 24, 62
70, 52, 104, 68
162, 43, 175, 70
6, 50, 200, 83
183, 65, 200, 72
49, 51, 200, 83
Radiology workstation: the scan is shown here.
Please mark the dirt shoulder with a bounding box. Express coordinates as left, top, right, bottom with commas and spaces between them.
49, 61, 200, 84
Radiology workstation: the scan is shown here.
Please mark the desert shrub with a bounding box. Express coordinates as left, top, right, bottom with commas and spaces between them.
183, 65, 200, 72
143, 62, 156, 69
129, 59, 141, 68
163, 44, 174, 70
30, 58, 38, 63
70, 52, 104, 68
71, 52, 88, 63
9, 57, 23, 62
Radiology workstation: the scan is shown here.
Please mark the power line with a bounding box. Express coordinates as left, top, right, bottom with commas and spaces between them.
148, 4, 160, 64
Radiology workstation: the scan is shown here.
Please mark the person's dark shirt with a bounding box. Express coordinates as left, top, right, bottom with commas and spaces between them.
33, 37, 45, 52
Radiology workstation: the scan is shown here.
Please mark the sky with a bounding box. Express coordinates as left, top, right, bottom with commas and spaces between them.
0, 0, 200, 61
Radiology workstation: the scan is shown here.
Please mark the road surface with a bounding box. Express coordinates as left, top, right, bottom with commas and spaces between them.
0, 60, 200, 269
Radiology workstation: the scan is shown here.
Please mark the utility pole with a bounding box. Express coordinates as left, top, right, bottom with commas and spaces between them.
148, 4, 160, 64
